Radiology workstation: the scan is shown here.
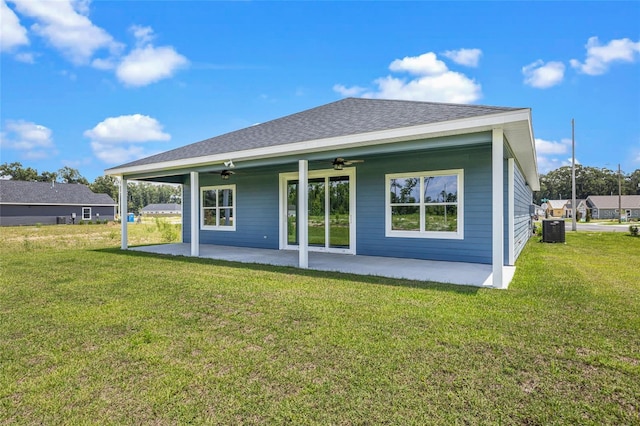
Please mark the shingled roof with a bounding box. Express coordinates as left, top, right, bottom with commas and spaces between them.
108, 97, 524, 170
0, 180, 116, 205
587, 195, 640, 209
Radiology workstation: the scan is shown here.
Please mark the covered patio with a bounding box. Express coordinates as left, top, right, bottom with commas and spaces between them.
128, 243, 516, 287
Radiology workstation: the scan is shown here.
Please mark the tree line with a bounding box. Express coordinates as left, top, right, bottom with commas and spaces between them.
1, 162, 181, 215
536, 165, 640, 204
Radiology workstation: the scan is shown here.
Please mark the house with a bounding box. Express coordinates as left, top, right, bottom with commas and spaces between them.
575, 199, 589, 220
565, 199, 586, 219
141, 203, 182, 216
586, 195, 640, 220
0, 180, 117, 226
106, 98, 539, 288
545, 199, 569, 218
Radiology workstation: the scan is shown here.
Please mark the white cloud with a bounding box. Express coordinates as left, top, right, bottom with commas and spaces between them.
84, 114, 170, 164
522, 60, 565, 89
114, 25, 188, 87
116, 45, 188, 87
84, 114, 170, 143
10, 0, 122, 65
90, 141, 150, 164
389, 52, 448, 75
535, 138, 571, 155
333, 84, 366, 97
0, 119, 58, 159
1, 0, 29, 51
570, 36, 640, 75
334, 51, 482, 104
14, 52, 34, 63
442, 48, 482, 67
535, 138, 579, 173
130, 25, 154, 46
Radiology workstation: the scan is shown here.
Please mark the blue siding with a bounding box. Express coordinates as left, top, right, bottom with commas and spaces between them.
183, 168, 281, 248
357, 145, 492, 264
513, 163, 532, 261
180, 143, 509, 265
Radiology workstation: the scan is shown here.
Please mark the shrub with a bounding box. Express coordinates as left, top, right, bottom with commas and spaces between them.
630, 225, 639, 237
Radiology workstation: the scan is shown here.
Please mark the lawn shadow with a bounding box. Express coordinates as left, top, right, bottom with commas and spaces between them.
95, 247, 481, 295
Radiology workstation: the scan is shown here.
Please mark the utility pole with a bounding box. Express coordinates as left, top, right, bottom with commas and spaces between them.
571, 119, 576, 231
618, 164, 622, 223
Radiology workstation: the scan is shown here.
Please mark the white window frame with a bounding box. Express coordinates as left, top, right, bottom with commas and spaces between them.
82, 207, 91, 221
200, 184, 236, 231
278, 168, 356, 254
385, 169, 464, 240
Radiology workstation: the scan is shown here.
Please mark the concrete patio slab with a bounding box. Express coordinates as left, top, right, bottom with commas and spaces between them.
128, 243, 515, 288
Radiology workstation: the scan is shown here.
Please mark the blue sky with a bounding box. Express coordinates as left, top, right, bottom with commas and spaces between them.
1, 1, 639, 182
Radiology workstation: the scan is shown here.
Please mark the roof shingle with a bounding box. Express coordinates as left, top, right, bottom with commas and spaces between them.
0, 180, 116, 205
108, 97, 523, 170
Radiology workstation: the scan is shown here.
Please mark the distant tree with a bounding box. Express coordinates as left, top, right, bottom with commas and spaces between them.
57, 166, 89, 185
125, 182, 181, 214
535, 166, 639, 204
37, 171, 58, 182
0, 162, 39, 181
90, 175, 119, 201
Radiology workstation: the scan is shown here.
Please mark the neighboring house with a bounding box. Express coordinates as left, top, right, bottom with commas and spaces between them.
575, 199, 589, 220
141, 203, 182, 216
586, 195, 640, 220
545, 199, 569, 218
0, 180, 116, 226
106, 97, 539, 288
565, 199, 585, 218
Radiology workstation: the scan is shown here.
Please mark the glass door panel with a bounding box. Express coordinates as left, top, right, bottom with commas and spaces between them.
308, 178, 325, 247
329, 176, 350, 248
287, 181, 298, 245
284, 171, 353, 253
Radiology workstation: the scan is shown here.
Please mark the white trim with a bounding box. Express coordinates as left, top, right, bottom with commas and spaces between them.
279, 167, 356, 255
190, 172, 199, 256
106, 110, 533, 175
82, 207, 92, 221
298, 160, 309, 268
507, 158, 515, 266
120, 178, 128, 250
492, 128, 504, 288
384, 169, 464, 240
200, 184, 236, 231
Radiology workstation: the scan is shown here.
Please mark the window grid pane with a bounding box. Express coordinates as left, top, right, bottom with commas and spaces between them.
387, 171, 461, 236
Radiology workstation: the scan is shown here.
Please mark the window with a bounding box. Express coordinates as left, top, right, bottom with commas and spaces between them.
385, 169, 463, 239
82, 207, 91, 220
201, 185, 236, 230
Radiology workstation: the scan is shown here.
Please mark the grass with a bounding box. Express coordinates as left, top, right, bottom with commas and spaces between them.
1, 225, 639, 424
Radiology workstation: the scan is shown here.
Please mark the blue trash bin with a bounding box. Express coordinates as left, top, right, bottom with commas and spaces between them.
127, 213, 135, 223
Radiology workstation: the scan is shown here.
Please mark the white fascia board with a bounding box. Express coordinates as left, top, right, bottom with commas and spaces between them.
106, 109, 533, 177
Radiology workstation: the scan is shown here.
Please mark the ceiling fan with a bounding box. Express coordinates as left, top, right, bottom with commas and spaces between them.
332, 157, 364, 170
220, 170, 235, 180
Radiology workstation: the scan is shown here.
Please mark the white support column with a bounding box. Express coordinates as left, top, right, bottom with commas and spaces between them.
492, 128, 504, 288
120, 177, 128, 250
190, 171, 200, 257
507, 158, 515, 266
298, 160, 309, 269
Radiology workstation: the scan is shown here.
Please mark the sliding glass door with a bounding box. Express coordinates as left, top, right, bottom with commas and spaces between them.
283, 169, 354, 254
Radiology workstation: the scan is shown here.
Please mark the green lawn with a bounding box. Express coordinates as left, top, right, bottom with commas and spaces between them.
1, 224, 638, 424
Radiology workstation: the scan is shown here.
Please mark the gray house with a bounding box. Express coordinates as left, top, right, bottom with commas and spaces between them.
0, 180, 116, 226
586, 195, 640, 220
141, 203, 182, 216
106, 98, 539, 288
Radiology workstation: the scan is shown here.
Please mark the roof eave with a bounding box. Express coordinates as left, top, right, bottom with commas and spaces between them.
106, 109, 537, 185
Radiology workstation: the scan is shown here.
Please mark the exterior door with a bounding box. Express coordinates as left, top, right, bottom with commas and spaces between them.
281, 169, 355, 254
